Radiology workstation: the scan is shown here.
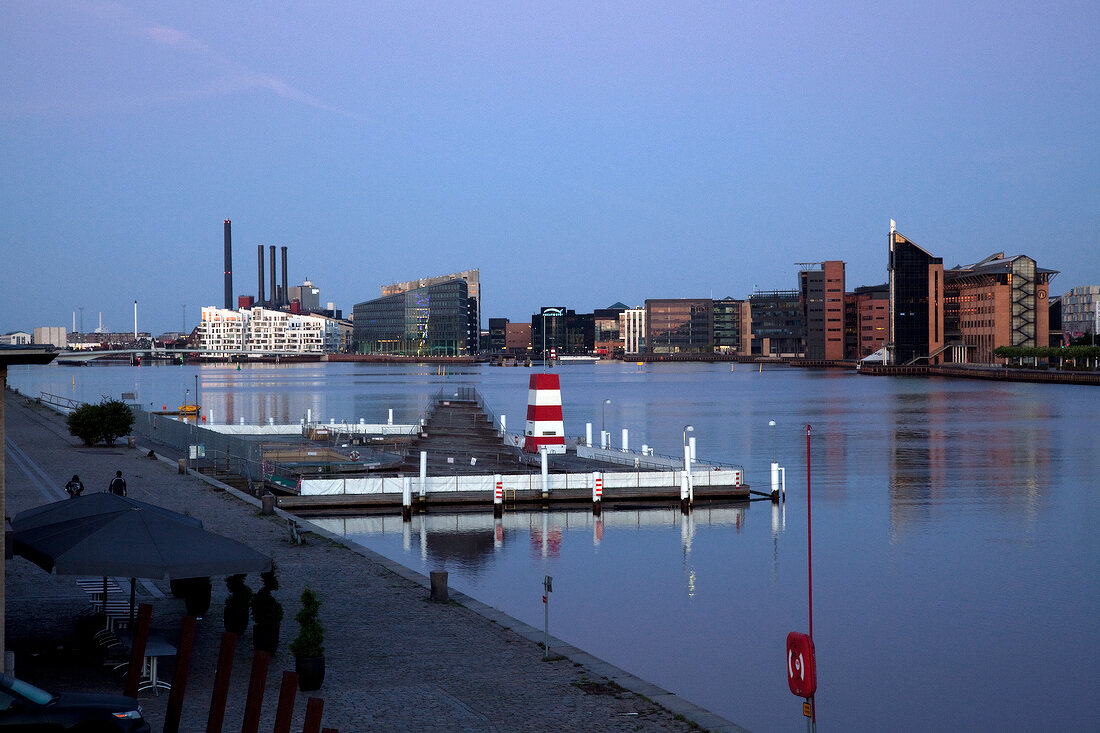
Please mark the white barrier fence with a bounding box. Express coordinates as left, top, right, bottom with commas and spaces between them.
299, 467, 743, 496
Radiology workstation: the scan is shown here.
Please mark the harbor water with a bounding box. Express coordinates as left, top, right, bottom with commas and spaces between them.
7, 361, 1099, 732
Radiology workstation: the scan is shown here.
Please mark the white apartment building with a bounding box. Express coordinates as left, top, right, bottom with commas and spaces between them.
620, 308, 646, 355
2, 332, 32, 345
1062, 285, 1100, 337
199, 307, 247, 354
199, 306, 340, 356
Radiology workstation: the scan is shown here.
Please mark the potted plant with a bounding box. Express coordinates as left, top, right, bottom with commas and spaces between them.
223, 574, 253, 635
289, 587, 325, 691
251, 566, 283, 653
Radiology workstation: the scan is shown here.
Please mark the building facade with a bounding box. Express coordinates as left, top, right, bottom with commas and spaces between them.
645, 299, 713, 354
505, 322, 532, 357
621, 308, 646, 355
199, 306, 340, 356
2, 332, 32, 346
712, 298, 748, 354
487, 318, 509, 354
593, 304, 628, 356
888, 224, 944, 364
846, 284, 890, 359
32, 326, 67, 348
749, 291, 804, 356
1061, 285, 1100, 338
799, 261, 846, 360
944, 253, 1055, 363
353, 279, 470, 356
382, 269, 480, 352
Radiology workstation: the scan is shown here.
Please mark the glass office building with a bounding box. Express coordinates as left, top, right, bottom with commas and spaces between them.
352, 279, 469, 355
645, 299, 713, 354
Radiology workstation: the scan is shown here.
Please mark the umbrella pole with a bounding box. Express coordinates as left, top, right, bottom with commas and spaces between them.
102, 576, 108, 614
129, 578, 136, 628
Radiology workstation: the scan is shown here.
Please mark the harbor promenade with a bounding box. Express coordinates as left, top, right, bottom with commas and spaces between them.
3, 389, 748, 732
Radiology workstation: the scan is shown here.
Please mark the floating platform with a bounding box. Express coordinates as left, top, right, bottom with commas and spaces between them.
271, 386, 749, 513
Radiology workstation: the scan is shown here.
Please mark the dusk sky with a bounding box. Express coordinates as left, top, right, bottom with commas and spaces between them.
3, 1, 1097, 335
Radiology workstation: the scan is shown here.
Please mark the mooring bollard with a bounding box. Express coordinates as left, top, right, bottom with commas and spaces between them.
261, 493, 276, 516
177, 458, 186, 475
401, 477, 412, 521
430, 571, 449, 602
493, 474, 503, 518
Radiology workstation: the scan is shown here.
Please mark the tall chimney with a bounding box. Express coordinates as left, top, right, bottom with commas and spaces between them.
257, 244, 265, 305
223, 220, 233, 310
268, 246, 276, 307
280, 246, 288, 307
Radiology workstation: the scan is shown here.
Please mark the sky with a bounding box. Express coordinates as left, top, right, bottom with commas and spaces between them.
2, 0, 1098, 335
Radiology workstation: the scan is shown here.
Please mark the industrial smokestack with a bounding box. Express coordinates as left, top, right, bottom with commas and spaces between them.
280, 246, 288, 307
257, 244, 265, 305
223, 220, 233, 310
268, 246, 276, 308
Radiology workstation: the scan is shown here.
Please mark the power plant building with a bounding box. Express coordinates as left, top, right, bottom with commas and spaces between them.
352, 279, 471, 356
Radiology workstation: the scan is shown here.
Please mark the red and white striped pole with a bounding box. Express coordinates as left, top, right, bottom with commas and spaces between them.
493, 474, 503, 518
592, 471, 603, 516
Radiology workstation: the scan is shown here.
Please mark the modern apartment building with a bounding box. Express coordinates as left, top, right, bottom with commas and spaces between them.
487, 318, 509, 353
943, 253, 1056, 363
199, 306, 340, 356
888, 223, 944, 365
799, 261, 846, 360
594, 304, 628, 356
1061, 285, 1100, 338
645, 299, 713, 354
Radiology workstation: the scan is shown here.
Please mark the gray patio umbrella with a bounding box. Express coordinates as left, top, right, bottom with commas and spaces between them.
12, 493, 272, 621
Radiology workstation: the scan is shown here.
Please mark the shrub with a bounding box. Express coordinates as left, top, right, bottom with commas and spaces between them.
290, 587, 324, 658
251, 567, 283, 628
65, 399, 134, 446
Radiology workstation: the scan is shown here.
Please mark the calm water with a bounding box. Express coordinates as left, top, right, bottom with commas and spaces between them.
9, 361, 1100, 732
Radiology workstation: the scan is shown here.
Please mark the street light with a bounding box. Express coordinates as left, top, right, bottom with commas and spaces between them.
601, 399, 611, 448
683, 424, 694, 448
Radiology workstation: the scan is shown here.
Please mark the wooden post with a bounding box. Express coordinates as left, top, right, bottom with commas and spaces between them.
240, 650, 270, 733
163, 616, 197, 733
205, 633, 236, 733
123, 603, 152, 698
272, 671, 298, 733
302, 697, 325, 733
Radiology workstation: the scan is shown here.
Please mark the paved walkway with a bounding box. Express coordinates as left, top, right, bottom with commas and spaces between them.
3, 389, 748, 732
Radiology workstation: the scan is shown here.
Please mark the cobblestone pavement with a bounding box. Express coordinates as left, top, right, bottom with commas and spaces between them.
3, 389, 747, 732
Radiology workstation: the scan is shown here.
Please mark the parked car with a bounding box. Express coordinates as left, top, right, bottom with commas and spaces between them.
0, 673, 150, 732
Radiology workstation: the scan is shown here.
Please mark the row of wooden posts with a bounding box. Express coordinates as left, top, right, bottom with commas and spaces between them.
125, 603, 336, 733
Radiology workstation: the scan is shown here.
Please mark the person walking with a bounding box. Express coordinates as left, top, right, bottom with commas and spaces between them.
108, 470, 127, 496
64, 474, 84, 498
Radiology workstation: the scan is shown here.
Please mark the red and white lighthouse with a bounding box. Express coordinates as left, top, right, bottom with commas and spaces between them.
524, 373, 566, 454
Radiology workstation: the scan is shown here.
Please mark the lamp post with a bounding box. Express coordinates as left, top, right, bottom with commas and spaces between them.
601, 399, 611, 447
683, 424, 694, 449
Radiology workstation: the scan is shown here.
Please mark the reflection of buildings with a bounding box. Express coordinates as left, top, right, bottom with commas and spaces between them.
887, 390, 1051, 536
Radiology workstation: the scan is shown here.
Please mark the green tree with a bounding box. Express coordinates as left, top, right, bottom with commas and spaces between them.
99, 399, 134, 445
66, 403, 101, 446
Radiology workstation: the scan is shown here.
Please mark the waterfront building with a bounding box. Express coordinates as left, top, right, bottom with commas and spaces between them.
943, 253, 1056, 363
353, 279, 470, 356
645, 299, 713, 355
888, 223, 944, 365
32, 326, 67, 348
1048, 296, 1063, 347
505, 322, 531, 357
594, 304, 628, 356
621, 308, 646, 355
1, 332, 32, 346
199, 307, 247, 353
382, 269, 480, 352
1061, 285, 1100, 339
712, 298, 749, 354
748, 290, 804, 357
530, 308, 593, 356
487, 318, 509, 354
799, 261, 846, 360
846, 284, 890, 359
